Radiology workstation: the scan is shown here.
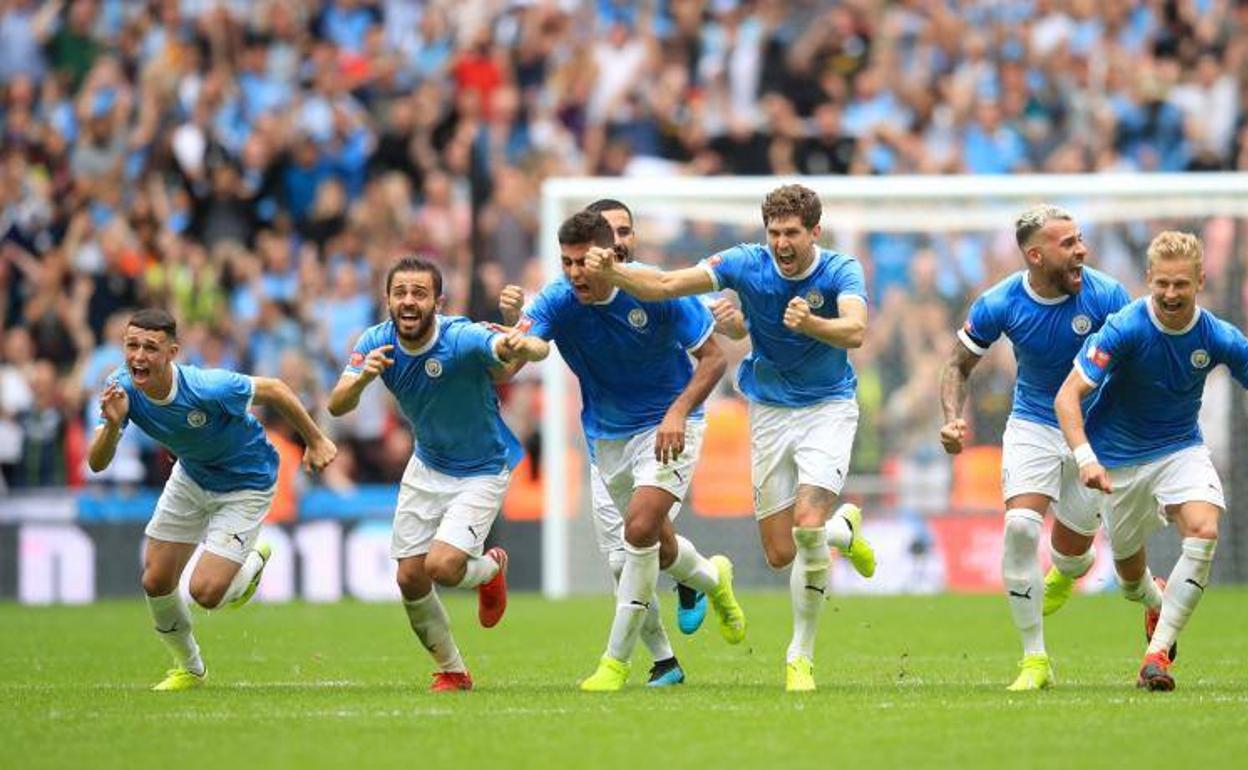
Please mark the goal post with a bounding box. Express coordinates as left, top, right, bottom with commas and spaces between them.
538, 173, 1248, 598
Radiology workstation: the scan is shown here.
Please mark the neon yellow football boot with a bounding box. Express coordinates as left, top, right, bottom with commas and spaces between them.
579, 655, 630, 692
1042, 566, 1074, 616
1006, 653, 1054, 691
836, 504, 876, 578
785, 656, 816, 692
707, 555, 747, 644
152, 667, 206, 692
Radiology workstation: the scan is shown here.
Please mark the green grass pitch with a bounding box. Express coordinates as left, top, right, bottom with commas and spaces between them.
5, 590, 1248, 769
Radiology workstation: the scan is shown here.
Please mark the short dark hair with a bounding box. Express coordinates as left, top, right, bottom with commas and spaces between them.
558, 210, 614, 249
586, 198, 633, 224
761, 184, 821, 230
386, 256, 443, 297
127, 308, 177, 340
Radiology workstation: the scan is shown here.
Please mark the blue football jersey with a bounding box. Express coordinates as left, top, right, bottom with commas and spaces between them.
700, 243, 866, 407
106, 364, 278, 492
520, 277, 713, 442
959, 267, 1130, 428
345, 316, 523, 477
1077, 299, 1248, 467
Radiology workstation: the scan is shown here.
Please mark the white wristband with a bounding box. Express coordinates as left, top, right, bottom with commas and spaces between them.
1073, 443, 1099, 469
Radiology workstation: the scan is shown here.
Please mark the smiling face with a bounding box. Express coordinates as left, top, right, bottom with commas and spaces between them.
387, 269, 440, 344
124, 326, 178, 393
765, 215, 820, 277
1148, 256, 1203, 329
1027, 217, 1088, 295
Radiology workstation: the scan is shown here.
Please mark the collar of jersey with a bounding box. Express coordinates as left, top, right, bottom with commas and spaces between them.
591, 287, 619, 305
1147, 298, 1202, 335
1021, 272, 1069, 305
143, 363, 180, 406
396, 316, 441, 356
770, 247, 822, 282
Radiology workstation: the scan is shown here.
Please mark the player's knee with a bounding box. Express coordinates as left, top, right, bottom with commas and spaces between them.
424, 551, 465, 586
1186, 522, 1219, 541
623, 517, 661, 548
188, 579, 228, 609
763, 541, 795, 570
141, 568, 178, 598
1003, 512, 1042, 553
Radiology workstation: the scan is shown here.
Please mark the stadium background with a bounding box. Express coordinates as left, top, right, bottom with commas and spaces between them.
3, 0, 1248, 604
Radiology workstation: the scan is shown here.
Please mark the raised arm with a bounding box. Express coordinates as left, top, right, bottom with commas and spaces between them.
491, 327, 551, 381
938, 342, 982, 454
87, 383, 129, 473
783, 296, 867, 349
586, 247, 714, 301
327, 344, 393, 416
253, 377, 338, 472
655, 336, 727, 464
1054, 368, 1111, 493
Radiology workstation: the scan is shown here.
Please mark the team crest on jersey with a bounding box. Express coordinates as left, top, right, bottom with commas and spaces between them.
1191, 349, 1210, 369
804, 289, 825, 309
1071, 314, 1092, 335
628, 308, 648, 328
424, 359, 443, 378
187, 410, 207, 428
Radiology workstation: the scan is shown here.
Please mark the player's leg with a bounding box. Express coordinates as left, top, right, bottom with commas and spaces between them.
582, 485, 670, 691
647, 419, 742, 644
389, 456, 473, 691
592, 464, 679, 680
397, 555, 471, 691
1043, 456, 1099, 616
423, 468, 511, 626
802, 400, 874, 577
189, 484, 276, 610
142, 538, 203, 690
1139, 449, 1224, 691
142, 465, 211, 690
1102, 464, 1167, 636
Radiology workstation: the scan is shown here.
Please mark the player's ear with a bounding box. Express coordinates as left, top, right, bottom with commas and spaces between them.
168, 341, 180, 359
810, 224, 822, 241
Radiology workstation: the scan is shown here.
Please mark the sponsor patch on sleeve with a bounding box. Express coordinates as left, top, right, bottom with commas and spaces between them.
1087, 345, 1111, 368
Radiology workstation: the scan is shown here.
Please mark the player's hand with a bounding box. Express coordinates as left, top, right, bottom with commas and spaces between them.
499, 284, 524, 326
783, 297, 812, 333
303, 436, 338, 473
584, 247, 615, 279
495, 327, 526, 363
360, 344, 395, 382
99, 383, 129, 427
709, 298, 746, 336
1080, 463, 1113, 494
939, 418, 967, 454
655, 408, 687, 465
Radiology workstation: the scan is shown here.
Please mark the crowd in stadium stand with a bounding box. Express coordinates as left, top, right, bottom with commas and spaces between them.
1, 0, 1245, 501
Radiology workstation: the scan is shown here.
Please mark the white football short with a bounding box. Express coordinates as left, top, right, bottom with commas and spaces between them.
749, 398, 858, 519
1103, 444, 1225, 561
392, 453, 510, 559
145, 462, 275, 564
1001, 417, 1104, 536
590, 420, 705, 552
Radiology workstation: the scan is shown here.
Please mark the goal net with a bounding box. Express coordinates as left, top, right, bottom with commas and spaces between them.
536, 173, 1248, 598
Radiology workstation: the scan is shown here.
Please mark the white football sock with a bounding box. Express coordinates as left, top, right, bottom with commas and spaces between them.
218, 550, 264, 607
609, 549, 672, 663
1149, 537, 1216, 655
1120, 567, 1165, 609
664, 535, 719, 594
454, 553, 500, 589
605, 542, 660, 662
825, 505, 854, 549
787, 527, 829, 663
403, 589, 466, 672
1049, 542, 1094, 579
147, 590, 204, 676
1002, 509, 1045, 656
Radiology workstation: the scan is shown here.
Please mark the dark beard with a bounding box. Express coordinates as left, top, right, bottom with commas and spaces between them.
391, 309, 434, 344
